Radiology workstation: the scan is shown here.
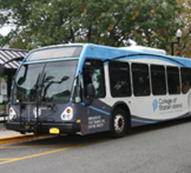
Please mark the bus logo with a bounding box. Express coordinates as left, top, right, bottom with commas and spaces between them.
152, 99, 158, 112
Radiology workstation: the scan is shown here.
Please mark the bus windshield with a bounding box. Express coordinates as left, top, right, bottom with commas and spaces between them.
13, 60, 78, 103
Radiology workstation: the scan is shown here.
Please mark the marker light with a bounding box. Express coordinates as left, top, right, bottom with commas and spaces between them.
9, 107, 16, 120
61, 107, 73, 121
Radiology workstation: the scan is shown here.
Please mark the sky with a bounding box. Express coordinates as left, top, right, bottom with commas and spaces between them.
0, 24, 15, 36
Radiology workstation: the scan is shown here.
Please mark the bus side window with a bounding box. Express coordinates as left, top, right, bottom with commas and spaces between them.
83, 60, 105, 98
181, 68, 191, 94
132, 63, 150, 96
109, 61, 131, 97
151, 65, 166, 95
167, 66, 180, 95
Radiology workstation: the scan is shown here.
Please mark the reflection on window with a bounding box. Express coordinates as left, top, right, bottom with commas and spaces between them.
167, 66, 180, 95
41, 61, 77, 102
109, 61, 131, 97
13, 60, 77, 103
83, 60, 105, 97
181, 68, 191, 94
132, 63, 150, 96
151, 65, 166, 95
14, 64, 43, 102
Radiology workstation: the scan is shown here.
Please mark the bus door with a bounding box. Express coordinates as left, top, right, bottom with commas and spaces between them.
82, 59, 109, 134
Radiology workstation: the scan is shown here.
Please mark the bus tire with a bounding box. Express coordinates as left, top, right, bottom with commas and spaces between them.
110, 108, 127, 138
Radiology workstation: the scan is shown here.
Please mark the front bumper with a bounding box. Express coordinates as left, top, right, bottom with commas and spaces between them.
6, 121, 81, 135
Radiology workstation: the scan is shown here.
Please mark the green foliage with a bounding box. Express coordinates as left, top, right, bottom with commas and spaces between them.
0, 0, 183, 50
177, 0, 191, 58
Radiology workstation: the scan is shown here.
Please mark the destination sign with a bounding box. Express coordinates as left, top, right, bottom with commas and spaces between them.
26, 46, 82, 61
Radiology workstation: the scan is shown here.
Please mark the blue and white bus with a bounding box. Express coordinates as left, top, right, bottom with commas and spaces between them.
5, 43, 191, 137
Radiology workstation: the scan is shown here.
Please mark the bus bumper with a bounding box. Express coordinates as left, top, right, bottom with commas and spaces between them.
6, 122, 81, 135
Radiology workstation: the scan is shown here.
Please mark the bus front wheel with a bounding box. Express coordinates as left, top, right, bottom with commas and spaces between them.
110, 108, 127, 138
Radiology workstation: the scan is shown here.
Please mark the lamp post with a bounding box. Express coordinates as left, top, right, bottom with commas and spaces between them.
170, 29, 182, 56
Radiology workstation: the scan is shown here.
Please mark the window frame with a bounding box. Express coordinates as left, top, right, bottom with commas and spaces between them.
109, 60, 132, 97
181, 67, 191, 94
82, 58, 106, 98
132, 63, 151, 97
167, 66, 180, 95
151, 65, 167, 96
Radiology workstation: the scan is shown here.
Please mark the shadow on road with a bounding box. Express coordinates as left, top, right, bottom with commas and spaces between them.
13, 117, 191, 147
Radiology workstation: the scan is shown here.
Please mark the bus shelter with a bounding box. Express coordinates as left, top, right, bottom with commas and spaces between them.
0, 48, 28, 123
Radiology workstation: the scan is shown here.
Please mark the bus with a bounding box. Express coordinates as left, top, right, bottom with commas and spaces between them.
5, 43, 191, 138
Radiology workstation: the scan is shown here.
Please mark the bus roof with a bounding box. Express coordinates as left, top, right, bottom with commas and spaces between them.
119, 46, 166, 55
27, 43, 191, 68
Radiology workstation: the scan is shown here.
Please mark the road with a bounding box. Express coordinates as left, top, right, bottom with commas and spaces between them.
0, 119, 191, 173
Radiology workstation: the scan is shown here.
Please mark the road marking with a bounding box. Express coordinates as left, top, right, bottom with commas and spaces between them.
0, 159, 12, 161
0, 144, 70, 149
0, 139, 109, 165
0, 158, 16, 163
0, 158, 17, 160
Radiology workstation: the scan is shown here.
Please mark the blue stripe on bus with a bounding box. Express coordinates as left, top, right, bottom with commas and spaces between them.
89, 106, 110, 115
131, 118, 158, 124
81, 103, 110, 115
81, 102, 159, 122
81, 102, 85, 106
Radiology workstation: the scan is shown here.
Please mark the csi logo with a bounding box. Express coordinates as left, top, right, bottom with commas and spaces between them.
152, 99, 158, 112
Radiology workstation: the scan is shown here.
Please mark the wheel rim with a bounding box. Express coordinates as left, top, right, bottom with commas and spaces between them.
114, 114, 125, 133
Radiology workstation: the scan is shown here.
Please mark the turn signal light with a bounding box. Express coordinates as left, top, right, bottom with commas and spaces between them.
67, 109, 71, 113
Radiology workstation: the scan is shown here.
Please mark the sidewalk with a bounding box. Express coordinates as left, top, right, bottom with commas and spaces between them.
0, 123, 24, 139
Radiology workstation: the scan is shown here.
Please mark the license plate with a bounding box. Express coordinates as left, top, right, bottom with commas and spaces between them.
49, 128, 60, 134
25, 126, 30, 129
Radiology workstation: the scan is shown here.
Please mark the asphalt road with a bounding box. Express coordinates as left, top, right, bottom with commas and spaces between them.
1, 119, 191, 173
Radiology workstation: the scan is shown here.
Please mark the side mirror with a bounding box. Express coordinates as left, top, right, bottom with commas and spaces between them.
0, 56, 24, 77
85, 84, 95, 106
0, 66, 6, 77
18, 77, 26, 85
87, 83, 95, 97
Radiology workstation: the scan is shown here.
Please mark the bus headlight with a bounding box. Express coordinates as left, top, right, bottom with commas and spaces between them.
61, 107, 73, 121
9, 107, 16, 120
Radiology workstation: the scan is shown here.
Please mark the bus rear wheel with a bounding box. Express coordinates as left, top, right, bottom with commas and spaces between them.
110, 108, 127, 138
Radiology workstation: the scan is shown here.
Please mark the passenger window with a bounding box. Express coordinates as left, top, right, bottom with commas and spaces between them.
167, 66, 180, 95
132, 63, 150, 96
83, 59, 105, 97
181, 68, 191, 94
109, 61, 131, 97
151, 65, 166, 95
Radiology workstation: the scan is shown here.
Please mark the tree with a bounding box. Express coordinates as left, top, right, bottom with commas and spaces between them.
0, 0, 183, 51
177, 0, 191, 57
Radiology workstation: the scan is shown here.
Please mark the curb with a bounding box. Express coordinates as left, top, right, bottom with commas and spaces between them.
0, 133, 54, 145
0, 133, 34, 141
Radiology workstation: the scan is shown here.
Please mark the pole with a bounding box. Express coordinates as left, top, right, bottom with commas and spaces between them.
171, 42, 174, 56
